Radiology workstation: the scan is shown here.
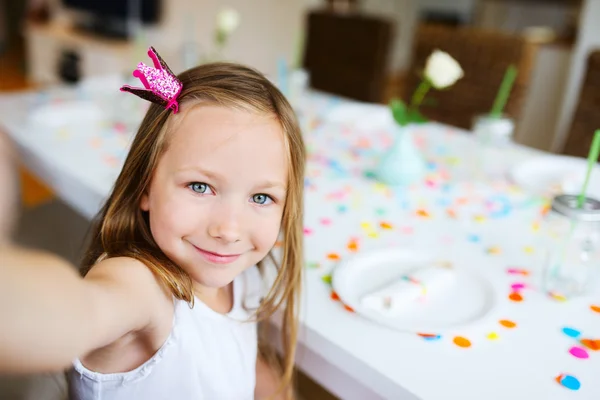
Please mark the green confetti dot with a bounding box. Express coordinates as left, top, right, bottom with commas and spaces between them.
375, 207, 386, 216
321, 274, 332, 285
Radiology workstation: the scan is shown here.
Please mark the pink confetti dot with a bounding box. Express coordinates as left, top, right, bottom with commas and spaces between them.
569, 346, 589, 359
303, 228, 313, 235
511, 283, 526, 291
320, 218, 332, 226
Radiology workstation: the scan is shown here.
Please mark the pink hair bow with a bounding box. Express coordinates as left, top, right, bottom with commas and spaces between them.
120, 46, 183, 113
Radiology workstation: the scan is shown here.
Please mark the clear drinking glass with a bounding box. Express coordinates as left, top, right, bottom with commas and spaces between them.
471, 114, 515, 181
541, 195, 600, 298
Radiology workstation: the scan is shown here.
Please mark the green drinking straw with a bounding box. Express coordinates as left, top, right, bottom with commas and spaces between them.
551, 130, 600, 280
490, 65, 518, 118
577, 130, 600, 208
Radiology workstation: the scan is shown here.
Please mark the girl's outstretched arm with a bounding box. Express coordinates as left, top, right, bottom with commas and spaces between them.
0, 248, 165, 374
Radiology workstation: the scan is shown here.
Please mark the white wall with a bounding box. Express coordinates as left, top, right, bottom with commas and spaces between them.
146, 0, 318, 78
474, 0, 574, 34
552, 0, 600, 152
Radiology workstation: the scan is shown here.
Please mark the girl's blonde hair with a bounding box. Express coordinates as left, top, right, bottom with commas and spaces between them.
82, 63, 305, 396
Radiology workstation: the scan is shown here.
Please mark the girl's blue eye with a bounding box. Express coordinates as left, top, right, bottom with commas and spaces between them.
252, 193, 273, 205
189, 182, 211, 194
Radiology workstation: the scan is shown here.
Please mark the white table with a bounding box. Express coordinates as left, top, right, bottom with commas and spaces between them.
2, 81, 599, 400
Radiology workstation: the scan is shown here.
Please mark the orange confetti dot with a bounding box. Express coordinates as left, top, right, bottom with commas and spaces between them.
347, 240, 359, 252
446, 209, 457, 218
343, 304, 355, 313
327, 253, 341, 261
509, 292, 523, 302
274, 241, 283, 248
416, 209, 430, 218
541, 204, 551, 216
580, 339, 600, 351
499, 319, 517, 328
330, 291, 340, 301
457, 197, 469, 205
555, 374, 563, 384
379, 221, 393, 230
453, 336, 471, 348
591, 305, 600, 313
487, 246, 502, 255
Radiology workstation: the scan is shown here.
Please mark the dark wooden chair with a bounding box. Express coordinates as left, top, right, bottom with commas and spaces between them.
562, 50, 600, 158
403, 23, 538, 130
302, 10, 393, 103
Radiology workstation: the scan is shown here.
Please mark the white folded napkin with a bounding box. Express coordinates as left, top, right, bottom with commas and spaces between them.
361, 266, 455, 317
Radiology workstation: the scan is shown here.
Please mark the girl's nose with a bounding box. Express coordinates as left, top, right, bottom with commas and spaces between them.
207, 202, 242, 244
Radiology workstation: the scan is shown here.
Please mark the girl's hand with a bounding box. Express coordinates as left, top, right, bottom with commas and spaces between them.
0, 130, 18, 245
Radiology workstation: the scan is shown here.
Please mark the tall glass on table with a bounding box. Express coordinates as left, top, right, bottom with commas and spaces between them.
541, 195, 600, 299
471, 114, 515, 182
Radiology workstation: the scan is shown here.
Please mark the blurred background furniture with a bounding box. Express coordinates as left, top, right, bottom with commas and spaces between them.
302, 10, 393, 103
561, 49, 600, 158
403, 23, 538, 130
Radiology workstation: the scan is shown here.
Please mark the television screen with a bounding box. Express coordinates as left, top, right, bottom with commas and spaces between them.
63, 0, 160, 23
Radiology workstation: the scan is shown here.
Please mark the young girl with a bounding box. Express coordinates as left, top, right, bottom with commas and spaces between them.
0, 48, 305, 399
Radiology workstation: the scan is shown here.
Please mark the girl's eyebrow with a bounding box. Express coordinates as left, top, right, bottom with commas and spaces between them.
175, 166, 286, 190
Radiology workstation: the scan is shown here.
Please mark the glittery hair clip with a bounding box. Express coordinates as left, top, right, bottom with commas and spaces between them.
120, 46, 183, 113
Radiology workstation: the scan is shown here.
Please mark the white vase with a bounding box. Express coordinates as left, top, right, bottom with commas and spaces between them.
375, 125, 427, 186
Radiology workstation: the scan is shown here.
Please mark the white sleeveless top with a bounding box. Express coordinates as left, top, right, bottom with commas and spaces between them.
69, 266, 264, 400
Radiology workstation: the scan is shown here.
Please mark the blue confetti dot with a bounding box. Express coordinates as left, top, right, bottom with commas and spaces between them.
426, 162, 438, 171
436, 198, 452, 207
560, 375, 581, 391
420, 334, 442, 341
562, 327, 581, 338
337, 205, 347, 213
468, 234, 481, 243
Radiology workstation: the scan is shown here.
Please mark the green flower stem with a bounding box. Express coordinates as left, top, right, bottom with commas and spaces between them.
409, 79, 431, 111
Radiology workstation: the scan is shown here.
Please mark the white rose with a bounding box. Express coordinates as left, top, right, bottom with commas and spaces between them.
216, 7, 241, 35
424, 50, 464, 89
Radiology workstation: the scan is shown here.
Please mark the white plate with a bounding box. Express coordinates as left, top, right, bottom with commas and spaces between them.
509, 155, 600, 199
332, 248, 497, 332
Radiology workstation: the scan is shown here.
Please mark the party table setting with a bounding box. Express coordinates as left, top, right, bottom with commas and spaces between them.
1, 50, 600, 399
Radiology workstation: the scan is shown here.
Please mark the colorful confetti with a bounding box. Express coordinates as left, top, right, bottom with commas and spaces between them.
379, 221, 393, 230
453, 336, 471, 348
486, 332, 499, 340
416, 209, 430, 218
509, 292, 523, 302
591, 304, 600, 313
580, 339, 600, 351
487, 246, 502, 255
569, 346, 589, 359
548, 292, 567, 302
555, 374, 581, 391
499, 320, 516, 329
327, 253, 341, 261
507, 268, 529, 276
562, 327, 581, 338
467, 234, 480, 243
321, 274, 332, 285
418, 333, 442, 341
330, 291, 340, 301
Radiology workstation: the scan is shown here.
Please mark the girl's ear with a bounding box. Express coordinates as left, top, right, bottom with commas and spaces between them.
140, 191, 150, 211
